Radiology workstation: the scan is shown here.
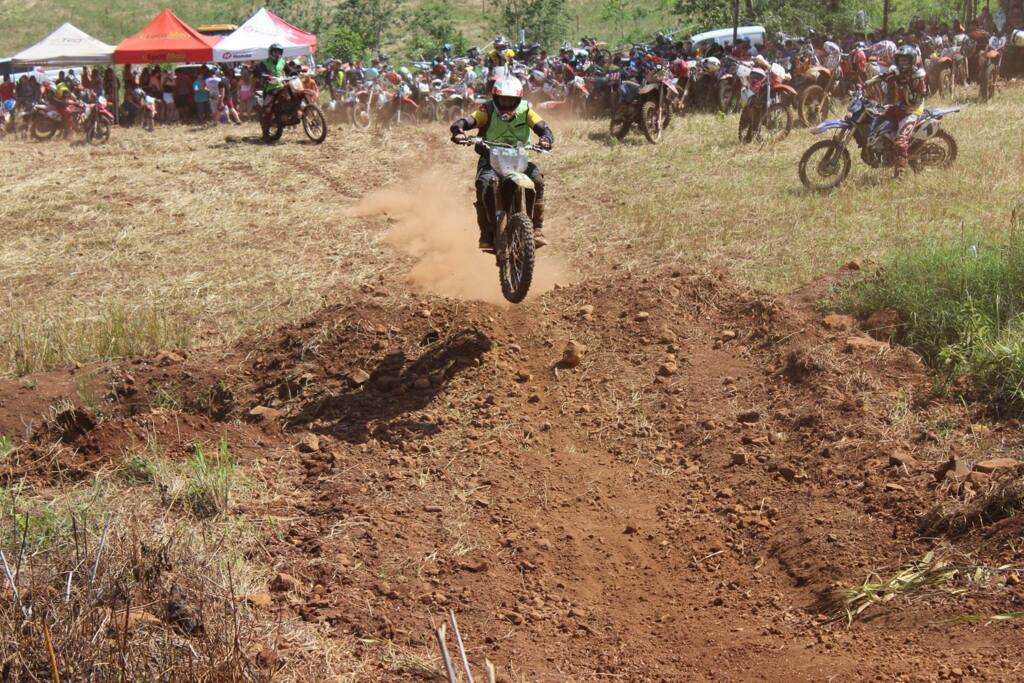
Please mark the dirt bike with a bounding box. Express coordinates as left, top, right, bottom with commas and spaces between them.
738, 61, 795, 144
28, 101, 67, 141
83, 97, 113, 144
458, 138, 549, 304
925, 46, 961, 99
977, 36, 1006, 103
536, 75, 591, 117
798, 87, 959, 191
609, 65, 678, 144
717, 56, 753, 112
789, 51, 834, 127
350, 81, 385, 129
257, 73, 327, 144
384, 82, 420, 127
441, 80, 474, 121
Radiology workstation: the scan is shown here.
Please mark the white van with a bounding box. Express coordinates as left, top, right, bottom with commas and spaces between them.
690, 25, 767, 48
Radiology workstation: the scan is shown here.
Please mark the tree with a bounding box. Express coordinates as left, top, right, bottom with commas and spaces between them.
321, 26, 367, 62
333, 0, 406, 52
491, 0, 568, 48
406, 1, 469, 59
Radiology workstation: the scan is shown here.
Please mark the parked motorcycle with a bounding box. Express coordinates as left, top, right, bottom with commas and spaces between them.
257, 72, 327, 143
798, 87, 959, 191
717, 56, 754, 112
977, 35, 1006, 102
458, 138, 549, 303
609, 63, 678, 144
738, 59, 795, 144
789, 49, 834, 127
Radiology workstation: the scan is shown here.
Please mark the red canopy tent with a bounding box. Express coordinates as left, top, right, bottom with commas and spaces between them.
114, 9, 219, 64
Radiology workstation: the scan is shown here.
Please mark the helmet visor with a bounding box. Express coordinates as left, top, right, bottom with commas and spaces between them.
495, 95, 520, 112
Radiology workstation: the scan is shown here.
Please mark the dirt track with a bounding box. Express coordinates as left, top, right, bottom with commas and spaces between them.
6, 248, 1024, 679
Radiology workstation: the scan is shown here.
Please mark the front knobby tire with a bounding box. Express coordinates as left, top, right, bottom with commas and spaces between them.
87, 118, 111, 144
499, 212, 535, 304
799, 139, 852, 191
640, 100, 662, 144
302, 105, 328, 143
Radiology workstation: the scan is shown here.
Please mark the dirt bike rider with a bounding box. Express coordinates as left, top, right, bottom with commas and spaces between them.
485, 36, 516, 92
253, 43, 287, 125
50, 73, 79, 133
449, 77, 554, 251
865, 44, 927, 178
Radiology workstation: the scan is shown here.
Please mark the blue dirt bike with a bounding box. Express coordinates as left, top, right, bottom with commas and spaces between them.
798, 86, 959, 191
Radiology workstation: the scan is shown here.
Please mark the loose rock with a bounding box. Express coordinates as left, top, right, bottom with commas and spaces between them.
561, 340, 587, 368
349, 369, 371, 386
296, 433, 320, 453
974, 458, 1020, 474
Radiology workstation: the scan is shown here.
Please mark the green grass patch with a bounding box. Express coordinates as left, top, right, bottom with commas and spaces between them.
835, 234, 1024, 415
187, 437, 237, 518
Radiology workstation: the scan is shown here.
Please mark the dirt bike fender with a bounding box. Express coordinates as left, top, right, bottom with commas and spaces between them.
505, 172, 535, 190
774, 84, 798, 96
912, 119, 941, 140
638, 83, 660, 95
537, 100, 565, 110
923, 106, 960, 119
812, 118, 852, 135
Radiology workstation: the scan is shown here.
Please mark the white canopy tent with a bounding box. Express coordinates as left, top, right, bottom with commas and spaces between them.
11, 22, 115, 67
212, 8, 316, 62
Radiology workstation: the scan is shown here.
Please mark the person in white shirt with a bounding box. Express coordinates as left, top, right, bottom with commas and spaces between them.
204, 67, 222, 125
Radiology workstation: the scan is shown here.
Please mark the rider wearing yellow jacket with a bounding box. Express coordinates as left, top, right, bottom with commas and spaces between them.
450, 77, 554, 250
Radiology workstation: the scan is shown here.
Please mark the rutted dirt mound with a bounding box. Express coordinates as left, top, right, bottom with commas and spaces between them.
5, 266, 1024, 680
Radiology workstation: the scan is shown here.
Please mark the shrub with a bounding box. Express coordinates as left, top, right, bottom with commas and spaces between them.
836, 235, 1024, 414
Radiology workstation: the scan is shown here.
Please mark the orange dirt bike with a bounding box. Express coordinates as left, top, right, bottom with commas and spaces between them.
257, 72, 327, 143
458, 137, 550, 303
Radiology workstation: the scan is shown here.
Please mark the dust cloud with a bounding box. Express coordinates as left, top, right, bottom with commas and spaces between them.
350, 169, 570, 306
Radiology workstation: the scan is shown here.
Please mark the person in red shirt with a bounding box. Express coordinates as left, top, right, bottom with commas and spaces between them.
0, 75, 15, 102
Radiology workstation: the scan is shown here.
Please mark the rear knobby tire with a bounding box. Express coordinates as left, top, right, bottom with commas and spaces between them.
796, 85, 826, 127
499, 212, 535, 304
798, 139, 852, 191
979, 63, 996, 102
911, 130, 958, 171
30, 117, 57, 141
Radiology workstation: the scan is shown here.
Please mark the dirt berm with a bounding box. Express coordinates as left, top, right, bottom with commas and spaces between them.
4, 266, 1024, 681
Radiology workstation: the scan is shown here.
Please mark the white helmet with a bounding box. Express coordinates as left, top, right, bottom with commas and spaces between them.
1014, 30, 1024, 48
492, 76, 523, 119
701, 56, 721, 74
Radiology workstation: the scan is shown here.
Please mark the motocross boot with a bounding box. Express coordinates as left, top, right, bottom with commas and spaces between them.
475, 201, 495, 252
532, 199, 548, 248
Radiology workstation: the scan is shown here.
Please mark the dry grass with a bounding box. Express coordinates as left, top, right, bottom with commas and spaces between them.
0, 124, 421, 375
3, 88, 1023, 377
0, 435, 368, 681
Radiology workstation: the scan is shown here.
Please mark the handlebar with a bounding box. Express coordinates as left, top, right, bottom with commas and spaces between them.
456, 136, 550, 153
